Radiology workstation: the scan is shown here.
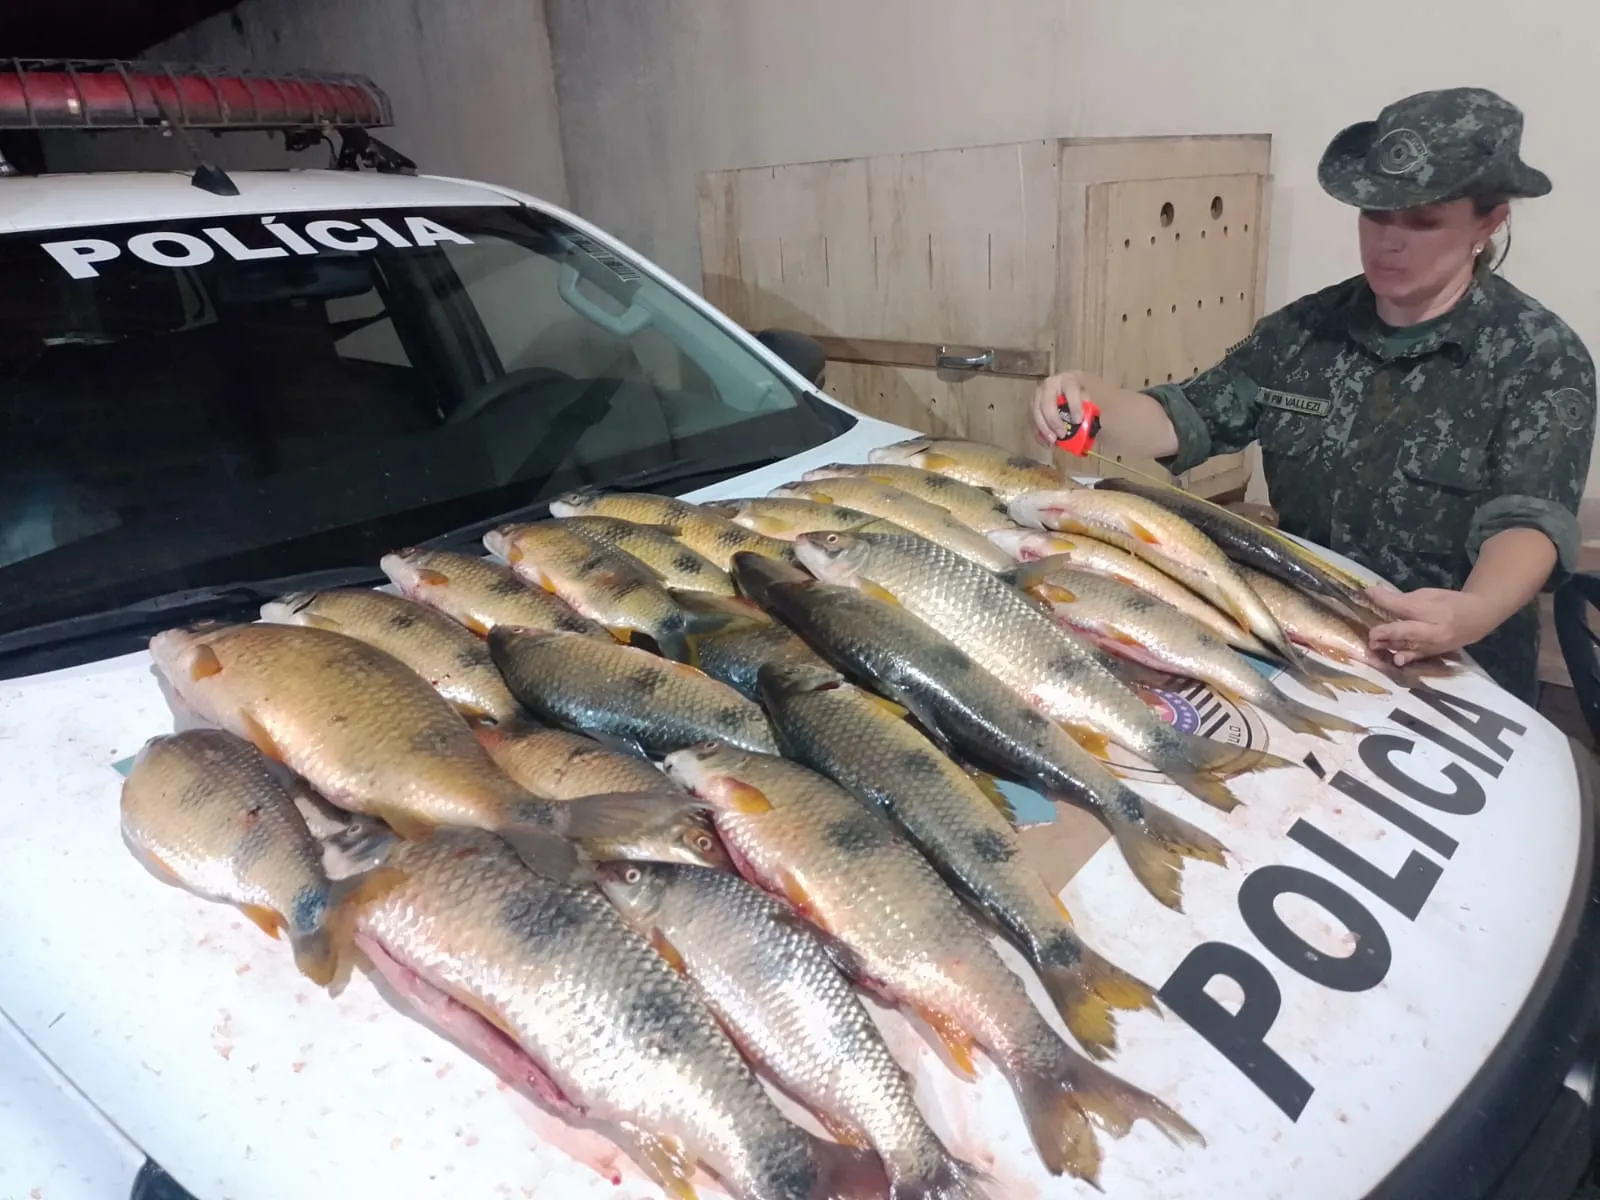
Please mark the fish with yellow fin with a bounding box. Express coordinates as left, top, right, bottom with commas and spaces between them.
119, 727, 399, 990
147, 621, 698, 878
666, 742, 1205, 1188
867, 436, 1075, 503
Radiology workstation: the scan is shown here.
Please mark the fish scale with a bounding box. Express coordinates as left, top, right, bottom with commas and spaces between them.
599, 860, 987, 1199
791, 528, 1292, 811
665, 743, 1205, 1187
354, 829, 883, 1200
756, 661, 1162, 1058
119, 727, 381, 989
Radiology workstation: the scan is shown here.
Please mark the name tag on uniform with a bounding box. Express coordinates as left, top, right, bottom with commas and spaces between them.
1259, 388, 1332, 418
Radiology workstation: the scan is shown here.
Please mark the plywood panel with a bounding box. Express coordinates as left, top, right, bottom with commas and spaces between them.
821, 362, 1042, 458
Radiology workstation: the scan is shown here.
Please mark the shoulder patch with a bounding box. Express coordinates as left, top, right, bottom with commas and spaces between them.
1548, 387, 1592, 432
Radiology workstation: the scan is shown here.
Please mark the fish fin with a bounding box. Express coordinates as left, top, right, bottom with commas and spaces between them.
605, 625, 638, 645
1165, 769, 1245, 813
462, 615, 492, 637
236, 711, 283, 762
723, 780, 774, 814
1060, 723, 1113, 761
619, 1127, 699, 1200
188, 645, 223, 680
1011, 1044, 1203, 1186
964, 768, 1018, 822
294, 866, 409, 992
815, 1110, 873, 1150
1128, 520, 1161, 545
1039, 582, 1078, 605
1297, 662, 1390, 696
648, 927, 689, 975
496, 825, 583, 882
1261, 694, 1368, 741
416, 567, 450, 586
1176, 731, 1297, 779
805, 1138, 892, 1200
1038, 944, 1162, 1062
864, 691, 911, 721
557, 790, 708, 840
884, 1157, 993, 1200
862, 581, 903, 607
241, 904, 284, 940
778, 869, 828, 931
1107, 800, 1230, 911
921, 451, 959, 471
372, 804, 437, 841
912, 1004, 980, 1081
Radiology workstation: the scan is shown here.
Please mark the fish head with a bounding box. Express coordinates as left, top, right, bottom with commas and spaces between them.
798, 463, 859, 483
791, 530, 870, 586
480, 525, 517, 562
661, 741, 757, 801
986, 528, 1075, 562
485, 623, 565, 663
1005, 489, 1073, 529
865, 436, 932, 466
729, 551, 813, 603
765, 482, 822, 503
754, 660, 847, 708
547, 488, 603, 518
592, 858, 674, 925
148, 621, 237, 696
378, 547, 452, 599
258, 590, 328, 627
586, 808, 733, 873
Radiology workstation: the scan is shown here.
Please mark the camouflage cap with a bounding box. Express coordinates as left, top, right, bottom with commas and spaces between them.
1317, 87, 1551, 211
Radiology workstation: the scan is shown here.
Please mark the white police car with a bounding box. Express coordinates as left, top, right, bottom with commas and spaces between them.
1, 59, 1597, 1200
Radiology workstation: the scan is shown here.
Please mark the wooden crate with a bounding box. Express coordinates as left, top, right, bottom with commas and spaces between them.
696, 133, 1273, 497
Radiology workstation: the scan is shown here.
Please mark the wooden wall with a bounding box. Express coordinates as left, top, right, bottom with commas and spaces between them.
699, 133, 1273, 498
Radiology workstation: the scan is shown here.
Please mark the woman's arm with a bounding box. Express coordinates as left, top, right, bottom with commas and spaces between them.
1367, 329, 1596, 667
1367, 528, 1557, 666
1030, 371, 1181, 459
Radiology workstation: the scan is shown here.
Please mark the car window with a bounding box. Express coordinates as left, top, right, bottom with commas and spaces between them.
0, 204, 852, 643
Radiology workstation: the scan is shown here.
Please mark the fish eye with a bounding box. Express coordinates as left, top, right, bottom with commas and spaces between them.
624, 866, 641, 884
689, 832, 714, 852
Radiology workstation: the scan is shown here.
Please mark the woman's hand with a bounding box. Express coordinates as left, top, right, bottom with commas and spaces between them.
1031, 371, 1103, 447
1364, 584, 1500, 665
1029, 370, 1183, 460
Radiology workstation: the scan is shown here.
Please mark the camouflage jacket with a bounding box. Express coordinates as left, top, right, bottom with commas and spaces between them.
1144, 270, 1596, 703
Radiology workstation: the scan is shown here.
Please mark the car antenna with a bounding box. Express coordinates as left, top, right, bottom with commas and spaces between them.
151, 93, 239, 197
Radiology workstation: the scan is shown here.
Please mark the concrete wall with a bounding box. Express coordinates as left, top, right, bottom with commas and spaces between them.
544, 0, 1599, 496
47, 0, 569, 204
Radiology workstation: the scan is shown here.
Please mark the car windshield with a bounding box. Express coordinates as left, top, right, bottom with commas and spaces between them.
0, 203, 851, 650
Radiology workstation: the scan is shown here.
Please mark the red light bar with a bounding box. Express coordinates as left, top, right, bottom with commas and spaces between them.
0, 59, 393, 132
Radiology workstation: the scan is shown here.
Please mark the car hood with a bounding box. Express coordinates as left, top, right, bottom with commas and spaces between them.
0, 415, 1585, 1200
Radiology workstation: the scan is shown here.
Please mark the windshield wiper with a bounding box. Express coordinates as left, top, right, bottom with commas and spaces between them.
419, 450, 792, 552
0, 563, 388, 681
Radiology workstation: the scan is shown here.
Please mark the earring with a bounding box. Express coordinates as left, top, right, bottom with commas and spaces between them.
1473, 242, 1486, 255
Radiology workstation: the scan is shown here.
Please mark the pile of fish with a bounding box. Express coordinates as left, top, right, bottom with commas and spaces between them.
121, 434, 1461, 1199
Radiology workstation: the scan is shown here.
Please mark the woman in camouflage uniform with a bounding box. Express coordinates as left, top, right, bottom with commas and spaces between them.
1032, 87, 1595, 706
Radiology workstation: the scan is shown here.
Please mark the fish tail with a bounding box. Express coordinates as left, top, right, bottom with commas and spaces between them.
1010, 1042, 1207, 1183
1175, 731, 1297, 780
1261, 693, 1368, 741
554, 789, 709, 839
1107, 801, 1229, 911
296, 865, 409, 993
1038, 941, 1161, 1061
886, 1152, 993, 1200
807, 1137, 892, 1200
1293, 661, 1390, 697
